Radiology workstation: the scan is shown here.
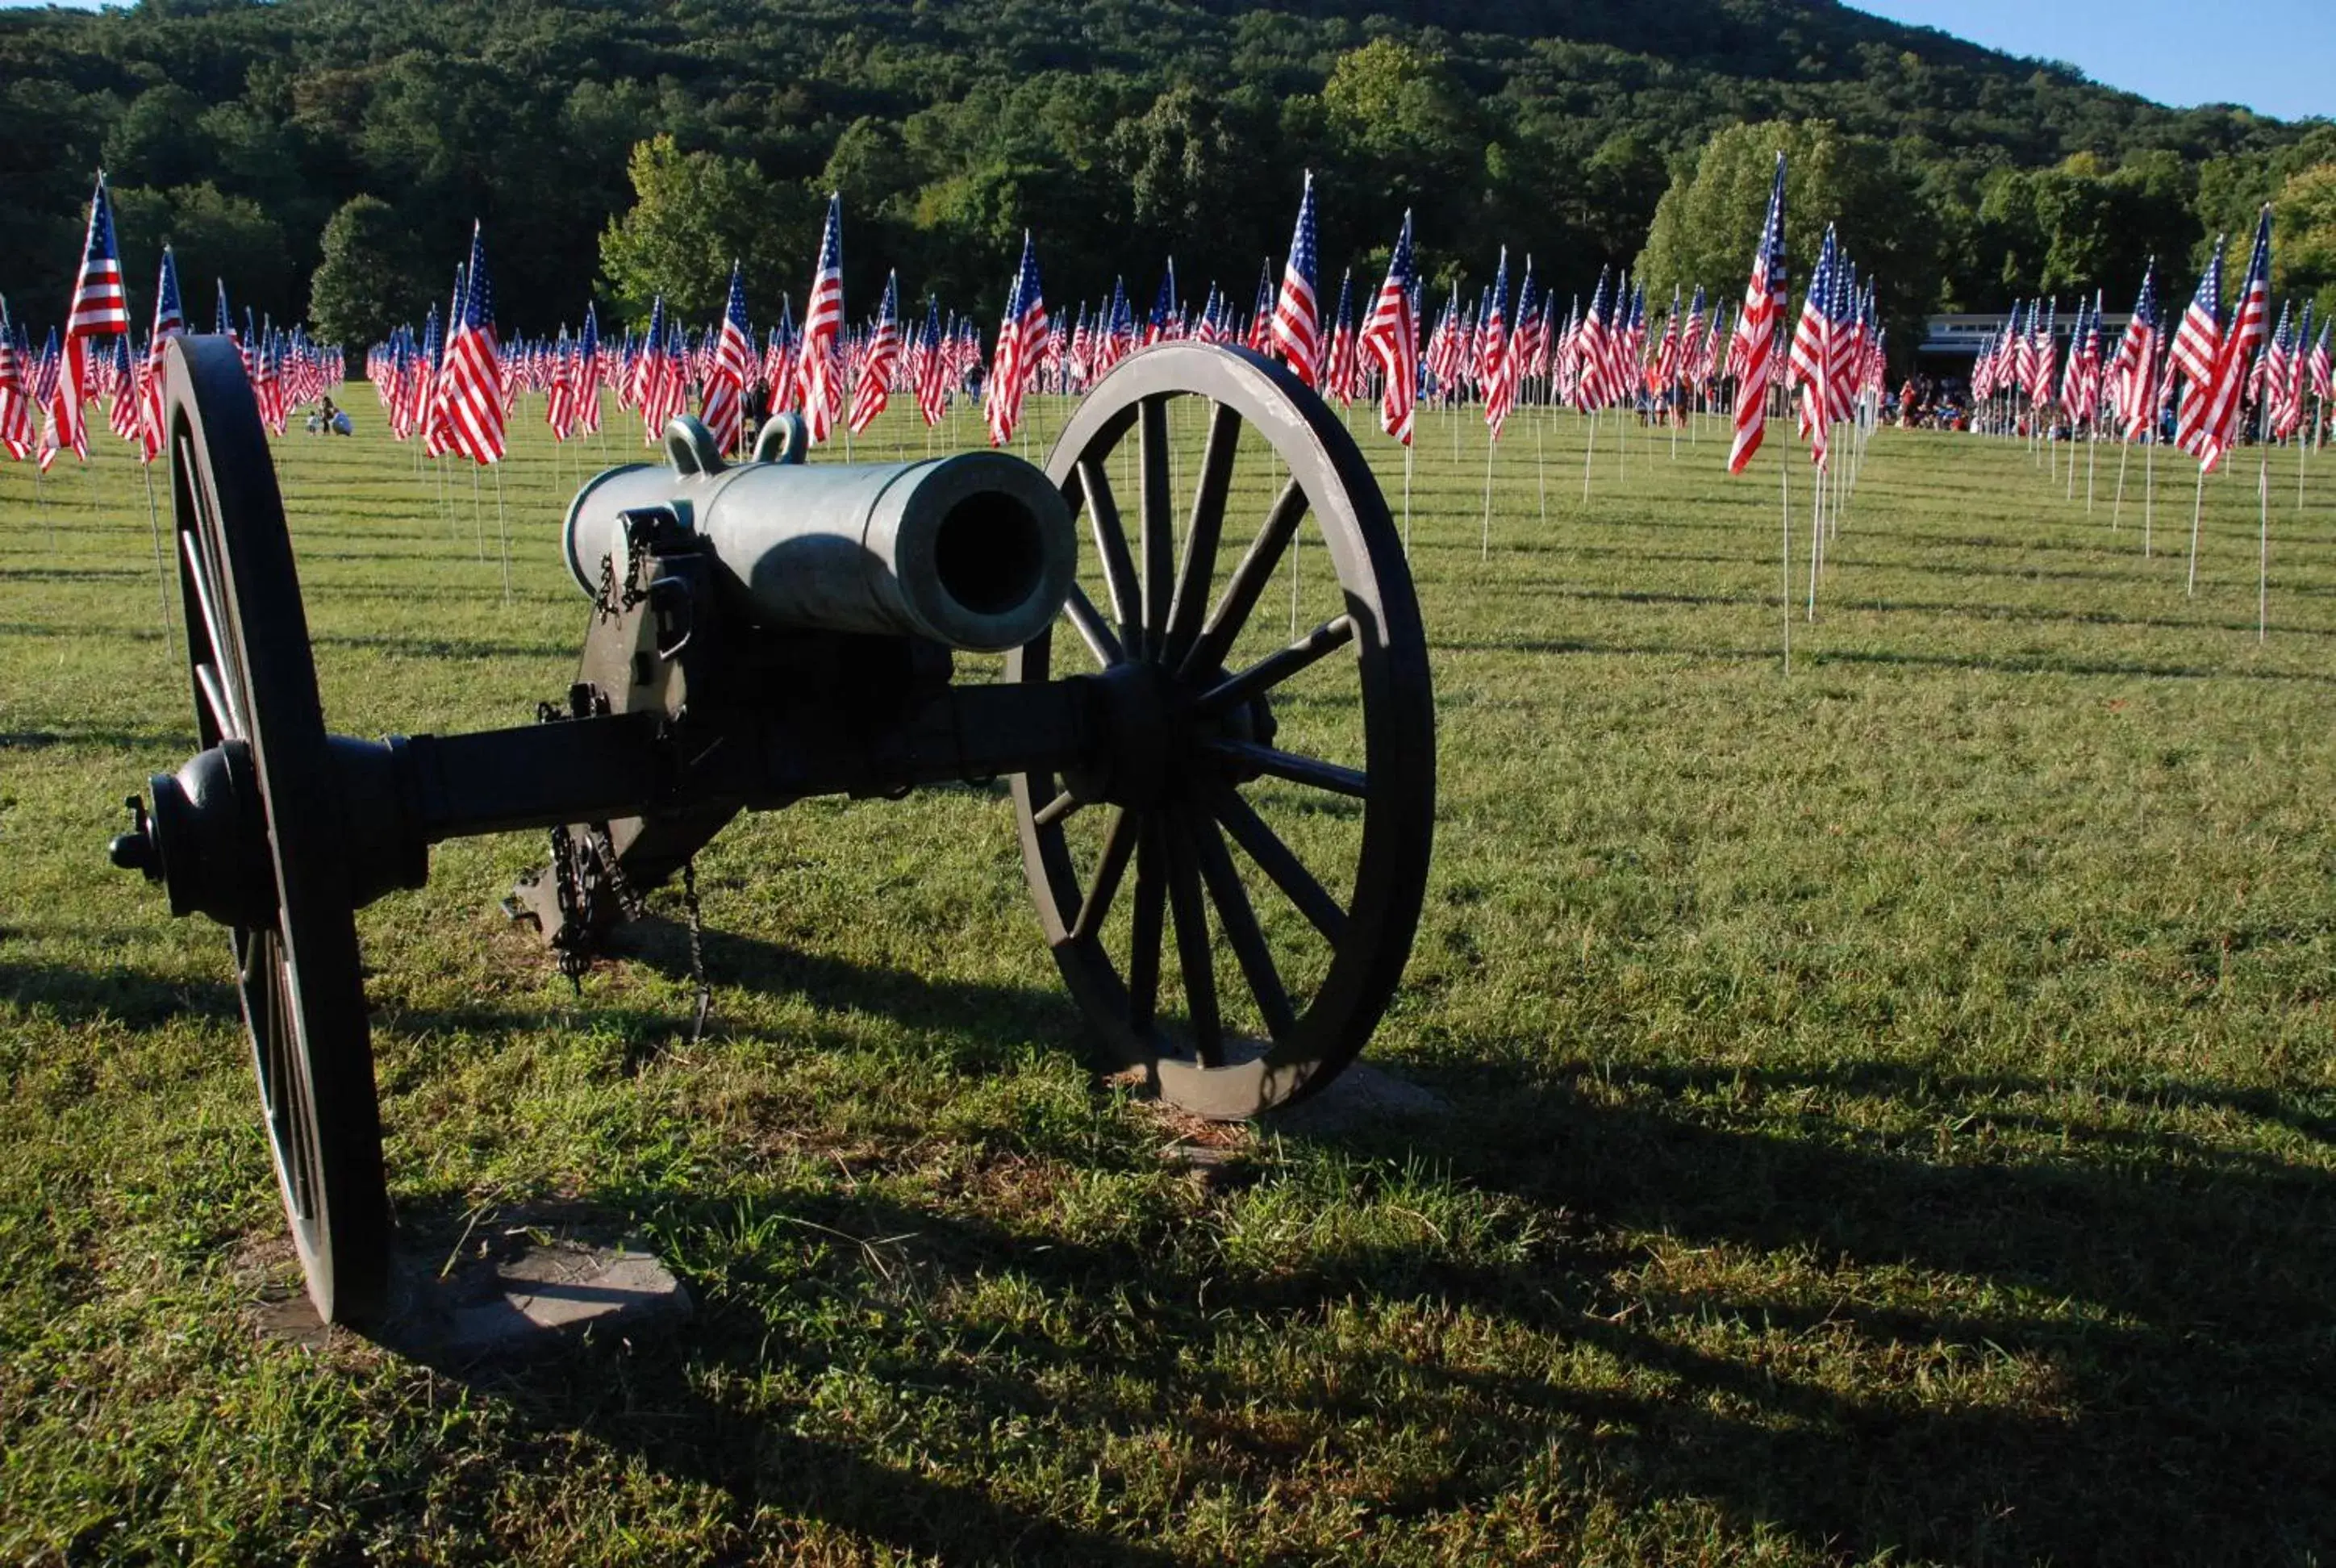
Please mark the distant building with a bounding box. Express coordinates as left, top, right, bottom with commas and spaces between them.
1916, 312, 2131, 378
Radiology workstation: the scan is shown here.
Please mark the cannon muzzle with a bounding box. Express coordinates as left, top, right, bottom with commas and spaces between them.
564, 416, 1075, 653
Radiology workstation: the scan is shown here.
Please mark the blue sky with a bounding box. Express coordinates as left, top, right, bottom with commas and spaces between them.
1851, 2, 2330, 121
4, 0, 2329, 123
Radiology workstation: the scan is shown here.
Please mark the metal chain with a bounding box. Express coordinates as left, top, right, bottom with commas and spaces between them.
682, 857, 710, 1045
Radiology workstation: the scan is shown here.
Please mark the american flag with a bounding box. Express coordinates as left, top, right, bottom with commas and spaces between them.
1479, 248, 1514, 440
106, 332, 140, 444
1423, 286, 1459, 394
2170, 236, 2230, 459
850, 269, 902, 436
1323, 268, 1358, 406
1618, 281, 1647, 400
546, 327, 577, 440
914, 294, 947, 427
2296, 302, 2320, 416
763, 294, 796, 413
1269, 171, 1322, 383
1553, 298, 1581, 404
1192, 282, 1223, 346
443, 225, 506, 465
1791, 226, 1837, 468
987, 231, 1045, 447
31, 327, 62, 471
105, 332, 141, 444
1574, 268, 1611, 411
422, 269, 464, 458
1358, 210, 1420, 446
1650, 285, 1681, 393
2310, 318, 2333, 406
2028, 298, 2059, 409
0, 307, 32, 462
703, 261, 755, 452
577, 303, 603, 434
2110, 263, 2159, 441
252, 324, 286, 435
795, 194, 845, 444
2196, 206, 2271, 473
1245, 262, 1275, 354
55, 173, 131, 465
1824, 269, 1861, 426
1145, 263, 1176, 346
1066, 302, 1092, 387
1728, 154, 1787, 474
2063, 293, 2102, 425
140, 245, 186, 461
1511, 260, 1542, 396
1103, 278, 1133, 368
2269, 299, 2307, 440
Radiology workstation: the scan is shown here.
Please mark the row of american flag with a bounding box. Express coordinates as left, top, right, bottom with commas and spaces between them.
1967, 206, 2329, 474
352, 166, 1892, 477
1, 174, 347, 473
19, 164, 2317, 497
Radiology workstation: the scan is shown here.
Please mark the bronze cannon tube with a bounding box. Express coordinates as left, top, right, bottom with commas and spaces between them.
563, 427, 1076, 653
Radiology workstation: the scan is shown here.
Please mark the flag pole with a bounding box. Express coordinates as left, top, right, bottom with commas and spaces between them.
2185, 463, 2205, 595
1535, 399, 1547, 525
493, 459, 512, 605
1401, 438, 1414, 555
1807, 461, 1823, 621
2144, 436, 2156, 557
139, 457, 172, 629
2256, 396, 2272, 641
469, 461, 486, 561
2112, 440, 2130, 529
1480, 431, 1495, 560
2259, 438, 2271, 643
1781, 457, 1792, 676
1582, 409, 1597, 503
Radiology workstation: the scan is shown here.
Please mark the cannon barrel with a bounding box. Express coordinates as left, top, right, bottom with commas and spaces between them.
564, 419, 1076, 653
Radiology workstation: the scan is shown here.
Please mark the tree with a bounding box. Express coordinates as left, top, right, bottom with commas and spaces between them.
1637, 119, 1943, 365
111, 181, 293, 326
597, 136, 817, 326
2273, 164, 2336, 319
309, 197, 420, 348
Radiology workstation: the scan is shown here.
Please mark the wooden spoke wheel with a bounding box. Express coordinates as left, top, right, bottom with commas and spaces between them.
164, 335, 388, 1324
1009, 344, 1435, 1118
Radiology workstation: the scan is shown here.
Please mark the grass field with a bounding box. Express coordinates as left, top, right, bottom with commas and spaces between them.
3, 380, 2334, 1566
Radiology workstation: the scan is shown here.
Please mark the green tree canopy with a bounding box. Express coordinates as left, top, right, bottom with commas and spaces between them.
1636, 119, 1942, 348
308, 195, 421, 348
2272, 164, 2336, 319
597, 136, 817, 327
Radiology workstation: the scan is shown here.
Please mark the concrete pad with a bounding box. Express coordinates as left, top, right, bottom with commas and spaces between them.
245, 1216, 693, 1363
434, 1242, 692, 1357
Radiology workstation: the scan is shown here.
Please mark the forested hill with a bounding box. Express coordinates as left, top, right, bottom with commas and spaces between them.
0, 0, 2321, 347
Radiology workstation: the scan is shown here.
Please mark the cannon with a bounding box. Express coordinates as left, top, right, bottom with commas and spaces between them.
107, 334, 1436, 1325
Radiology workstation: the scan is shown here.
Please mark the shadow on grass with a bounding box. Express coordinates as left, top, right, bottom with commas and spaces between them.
1437, 634, 2336, 684
31, 928, 2326, 1559
350, 995, 2336, 1563
0, 956, 239, 1026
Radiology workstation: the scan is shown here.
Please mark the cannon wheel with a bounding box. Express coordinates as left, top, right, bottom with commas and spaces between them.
1009, 344, 1435, 1118
165, 335, 388, 1324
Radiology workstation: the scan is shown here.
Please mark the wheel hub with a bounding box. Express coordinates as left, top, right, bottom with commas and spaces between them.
1070, 661, 1275, 810
111, 741, 276, 929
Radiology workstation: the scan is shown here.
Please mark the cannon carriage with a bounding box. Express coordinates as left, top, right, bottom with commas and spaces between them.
107, 334, 1436, 1324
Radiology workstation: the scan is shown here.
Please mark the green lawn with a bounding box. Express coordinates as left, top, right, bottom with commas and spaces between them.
3, 384, 2333, 1565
